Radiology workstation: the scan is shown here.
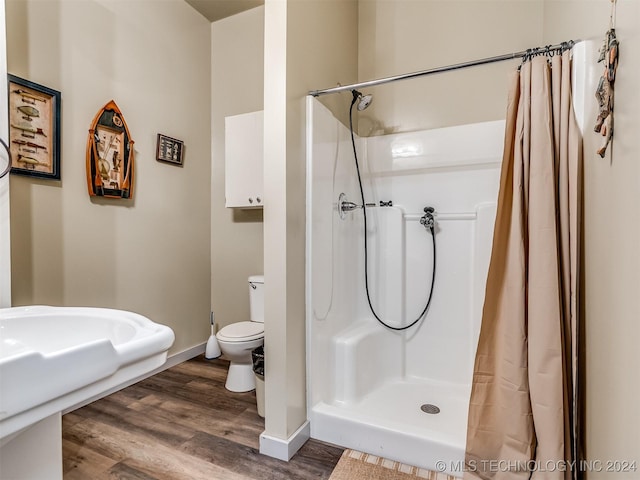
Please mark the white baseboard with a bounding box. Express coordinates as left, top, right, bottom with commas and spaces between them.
259, 421, 310, 461
162, 342, 207, 370
64, 342, 206, 414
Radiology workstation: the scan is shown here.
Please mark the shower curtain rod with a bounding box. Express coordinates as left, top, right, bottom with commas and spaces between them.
309, 40, 579, 97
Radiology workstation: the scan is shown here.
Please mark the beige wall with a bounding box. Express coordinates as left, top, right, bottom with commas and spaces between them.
210, 7, 265, 331
357, 0, 543, 135
0, 0, 10, 308
6, 0, 212, 355
263, 0, 357, 441
543, 1, 640, 477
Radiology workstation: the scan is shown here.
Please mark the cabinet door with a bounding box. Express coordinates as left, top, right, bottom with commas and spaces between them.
225, 111, 263, 208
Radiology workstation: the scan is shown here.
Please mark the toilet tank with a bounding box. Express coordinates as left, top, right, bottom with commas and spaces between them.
249, 275, 264, 323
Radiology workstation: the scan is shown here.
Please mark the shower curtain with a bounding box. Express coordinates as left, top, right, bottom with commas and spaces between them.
465, 50, 582, 480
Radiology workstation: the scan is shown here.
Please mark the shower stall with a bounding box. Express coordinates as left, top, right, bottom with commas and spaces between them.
305, 96, 504, 474
305, 42, 590, 476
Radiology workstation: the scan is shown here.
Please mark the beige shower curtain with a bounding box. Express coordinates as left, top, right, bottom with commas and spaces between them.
464, 50, 582, 480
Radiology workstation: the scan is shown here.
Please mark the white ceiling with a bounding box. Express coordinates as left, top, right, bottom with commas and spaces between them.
184, 0, 264, 22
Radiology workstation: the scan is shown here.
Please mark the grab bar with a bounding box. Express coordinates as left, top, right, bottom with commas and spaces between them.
405, 212, 477, 221
0, 138, 12, 179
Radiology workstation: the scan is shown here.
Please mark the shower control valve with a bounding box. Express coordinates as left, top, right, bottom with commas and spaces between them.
338, 192, 363, 219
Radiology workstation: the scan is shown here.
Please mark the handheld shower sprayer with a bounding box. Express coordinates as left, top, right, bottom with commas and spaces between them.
347, 90, 437, 332
351, 89, 373, 111
348, 86, 436, 331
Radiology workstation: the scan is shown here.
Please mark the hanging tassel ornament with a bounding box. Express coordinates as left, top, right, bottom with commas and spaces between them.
594, 0, 619, 158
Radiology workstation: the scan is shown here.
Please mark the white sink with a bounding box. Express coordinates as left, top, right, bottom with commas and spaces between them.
0, 306, 175, 441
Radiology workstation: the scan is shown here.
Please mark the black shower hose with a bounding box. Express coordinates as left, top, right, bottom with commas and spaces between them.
349, 99, 437, 331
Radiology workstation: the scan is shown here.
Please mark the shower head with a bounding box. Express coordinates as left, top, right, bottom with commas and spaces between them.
351, 90, 373, 111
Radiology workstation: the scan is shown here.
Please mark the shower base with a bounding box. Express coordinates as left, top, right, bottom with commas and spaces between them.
309, 377, 470, 478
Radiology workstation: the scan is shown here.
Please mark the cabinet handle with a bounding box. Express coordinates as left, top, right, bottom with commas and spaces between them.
248, 197, 253, 204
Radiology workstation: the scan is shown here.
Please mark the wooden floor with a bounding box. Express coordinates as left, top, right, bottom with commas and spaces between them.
62, 355, 343, 479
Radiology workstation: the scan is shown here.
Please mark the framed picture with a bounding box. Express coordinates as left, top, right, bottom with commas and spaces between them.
86, 100, 135, 199
156, 134, 184, 166
8, 74, 61, 180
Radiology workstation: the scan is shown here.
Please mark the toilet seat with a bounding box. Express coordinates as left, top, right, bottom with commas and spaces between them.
217, 321, 264, 342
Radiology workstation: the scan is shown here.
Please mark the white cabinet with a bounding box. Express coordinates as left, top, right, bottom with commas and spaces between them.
225, 110, 263, 208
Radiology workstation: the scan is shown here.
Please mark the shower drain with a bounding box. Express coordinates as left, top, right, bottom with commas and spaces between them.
420, 404, 440, 414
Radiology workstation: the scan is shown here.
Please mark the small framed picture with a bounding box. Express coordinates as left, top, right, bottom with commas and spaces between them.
156, 134, 184, 166
8, 74, 61, 180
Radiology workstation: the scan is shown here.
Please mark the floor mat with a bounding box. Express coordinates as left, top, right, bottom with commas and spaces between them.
328, 449, 458, 480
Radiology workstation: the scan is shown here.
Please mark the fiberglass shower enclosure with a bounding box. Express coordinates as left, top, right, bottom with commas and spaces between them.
305, 42, 590, 475
305, 97, 504, 474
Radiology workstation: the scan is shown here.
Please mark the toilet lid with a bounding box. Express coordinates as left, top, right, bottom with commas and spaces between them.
217, 321, 264, 342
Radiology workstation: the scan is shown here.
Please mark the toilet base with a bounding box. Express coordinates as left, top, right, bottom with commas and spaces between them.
225, 363, 256, 392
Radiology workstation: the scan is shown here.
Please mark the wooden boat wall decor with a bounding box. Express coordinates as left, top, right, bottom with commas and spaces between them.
86, 100, 134, 199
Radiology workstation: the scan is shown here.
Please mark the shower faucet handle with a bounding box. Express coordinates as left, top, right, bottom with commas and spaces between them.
341, 201, 362, 212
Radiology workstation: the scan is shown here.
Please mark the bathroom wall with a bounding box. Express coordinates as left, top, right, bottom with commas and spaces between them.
542, 1, 640, 478
5, 0, 212, 355
263, 0, 358, 446
357, 0, 544, 135
210, 6, 265, 331
0, 0, 9, 308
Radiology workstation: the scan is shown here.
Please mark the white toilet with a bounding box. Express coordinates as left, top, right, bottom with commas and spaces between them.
216, 275, 264, 392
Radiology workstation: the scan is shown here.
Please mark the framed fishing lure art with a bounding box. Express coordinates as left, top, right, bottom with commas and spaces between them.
7, 74, 61, 180
86, 100, 135, 199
